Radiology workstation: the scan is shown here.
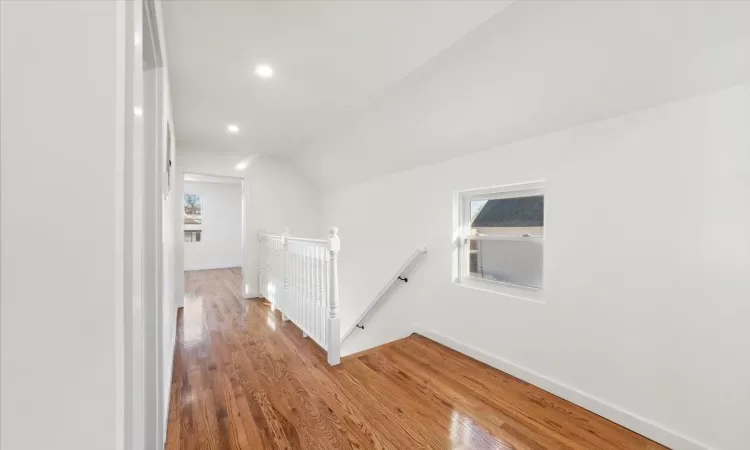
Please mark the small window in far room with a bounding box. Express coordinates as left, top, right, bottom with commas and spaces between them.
184, 230, 202, 242
458, 181, 544, 291
184, 193, 203, 243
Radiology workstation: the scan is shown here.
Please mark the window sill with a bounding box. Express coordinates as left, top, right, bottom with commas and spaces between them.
454, 277, 545, 304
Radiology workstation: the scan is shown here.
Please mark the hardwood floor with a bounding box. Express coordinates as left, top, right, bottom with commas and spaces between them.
167, 268, 666, 450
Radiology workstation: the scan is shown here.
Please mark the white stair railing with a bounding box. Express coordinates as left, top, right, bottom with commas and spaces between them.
258, 227, 341, 365
340, 247, 427, 343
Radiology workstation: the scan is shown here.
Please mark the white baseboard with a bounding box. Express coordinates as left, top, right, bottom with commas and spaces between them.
412, 325, 711, 450
162, 306, 181, 446
184, 264, 241, 272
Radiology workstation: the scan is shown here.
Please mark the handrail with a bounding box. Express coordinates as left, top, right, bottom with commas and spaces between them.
341, 247, 427, 342
286, 236, 328, 244
259, 233, 327, 245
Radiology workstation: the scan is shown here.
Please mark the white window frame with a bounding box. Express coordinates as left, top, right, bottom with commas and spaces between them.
455, 180, 545, 301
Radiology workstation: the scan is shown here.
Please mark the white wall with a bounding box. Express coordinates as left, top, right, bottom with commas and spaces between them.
183, 180, 243, 271
323, 85, 750, 450
242, 155, 321, 297
0, 2, 123, 448
173, 152, 320, 297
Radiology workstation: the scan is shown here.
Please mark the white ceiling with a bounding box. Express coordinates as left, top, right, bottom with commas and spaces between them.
164, 0, 750, 187
298, 0, 750, 186
162, 0, 511, 154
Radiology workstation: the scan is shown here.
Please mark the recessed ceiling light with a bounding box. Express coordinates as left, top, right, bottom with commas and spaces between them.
254, 64, 273, 79
133, 106, 143, 117
234, 159, 249, 171
227, 124, 240, 134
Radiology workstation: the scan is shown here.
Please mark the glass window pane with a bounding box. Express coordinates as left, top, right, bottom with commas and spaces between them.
471, 195, 544, 236
469, 239, 543, 288
184, 231, 202, 242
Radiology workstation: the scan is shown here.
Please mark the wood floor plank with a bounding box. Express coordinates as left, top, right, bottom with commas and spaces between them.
165, 268, 667, 450
387, 342, 587, 449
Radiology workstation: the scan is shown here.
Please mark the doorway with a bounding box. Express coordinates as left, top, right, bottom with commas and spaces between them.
182, 173, 244, 272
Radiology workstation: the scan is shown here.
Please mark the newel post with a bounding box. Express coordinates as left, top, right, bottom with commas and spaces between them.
281, 227, 290, 321
327, 227, 341, 365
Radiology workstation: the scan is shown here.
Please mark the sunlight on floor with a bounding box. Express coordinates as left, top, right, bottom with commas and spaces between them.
450, 410, 508, 450
266, 313, 276, 331
182, 294, 204, 343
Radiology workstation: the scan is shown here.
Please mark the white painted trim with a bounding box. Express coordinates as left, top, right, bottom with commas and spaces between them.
453, 278, 545, 304
143, 66, 163, 450
412, 325, 712, 450
456, 179, 547, 299
458, 179, 546, 198
130, 2, 147, 447
185, 265, 243, 272
147, 0, 179, 446
467, 235, 543, 243
114, 2, 127, 449
161, 305, 180, 440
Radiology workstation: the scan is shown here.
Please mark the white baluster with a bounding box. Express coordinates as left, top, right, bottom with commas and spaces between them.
308, 246, 313, 339
322, 246, 326, 346
308, 246, 313, 338
327, 227, 341, 365
320, 245, 326, 345
286, 245, 290, 314
302, 245, 308, 338
281, 228, 289, 321
304, 246, 309, 335
310, 246, 315, 340
290, 244, 295, 321
294, 245, 299, 323
315, 246, 321, 344
311, 246, 316, 341
291, 243, 296, 321
323, 247, 329, 348
289, 243, 297, 321
306, 246, 310, 332
297, 246, 302, 323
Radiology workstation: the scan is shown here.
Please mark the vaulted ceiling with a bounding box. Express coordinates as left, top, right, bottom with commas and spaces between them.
163, 0, 750, 187
162, 0, 511, 154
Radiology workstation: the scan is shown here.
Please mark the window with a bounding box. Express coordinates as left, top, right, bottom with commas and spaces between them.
458, 181, 544, 291
184, 193, 202, 243
184, 230, 202, 242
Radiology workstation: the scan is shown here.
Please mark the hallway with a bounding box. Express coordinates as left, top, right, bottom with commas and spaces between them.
166, 269, 664, 449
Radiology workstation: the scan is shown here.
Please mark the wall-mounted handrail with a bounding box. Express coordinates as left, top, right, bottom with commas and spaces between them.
340, 247, 427, 343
